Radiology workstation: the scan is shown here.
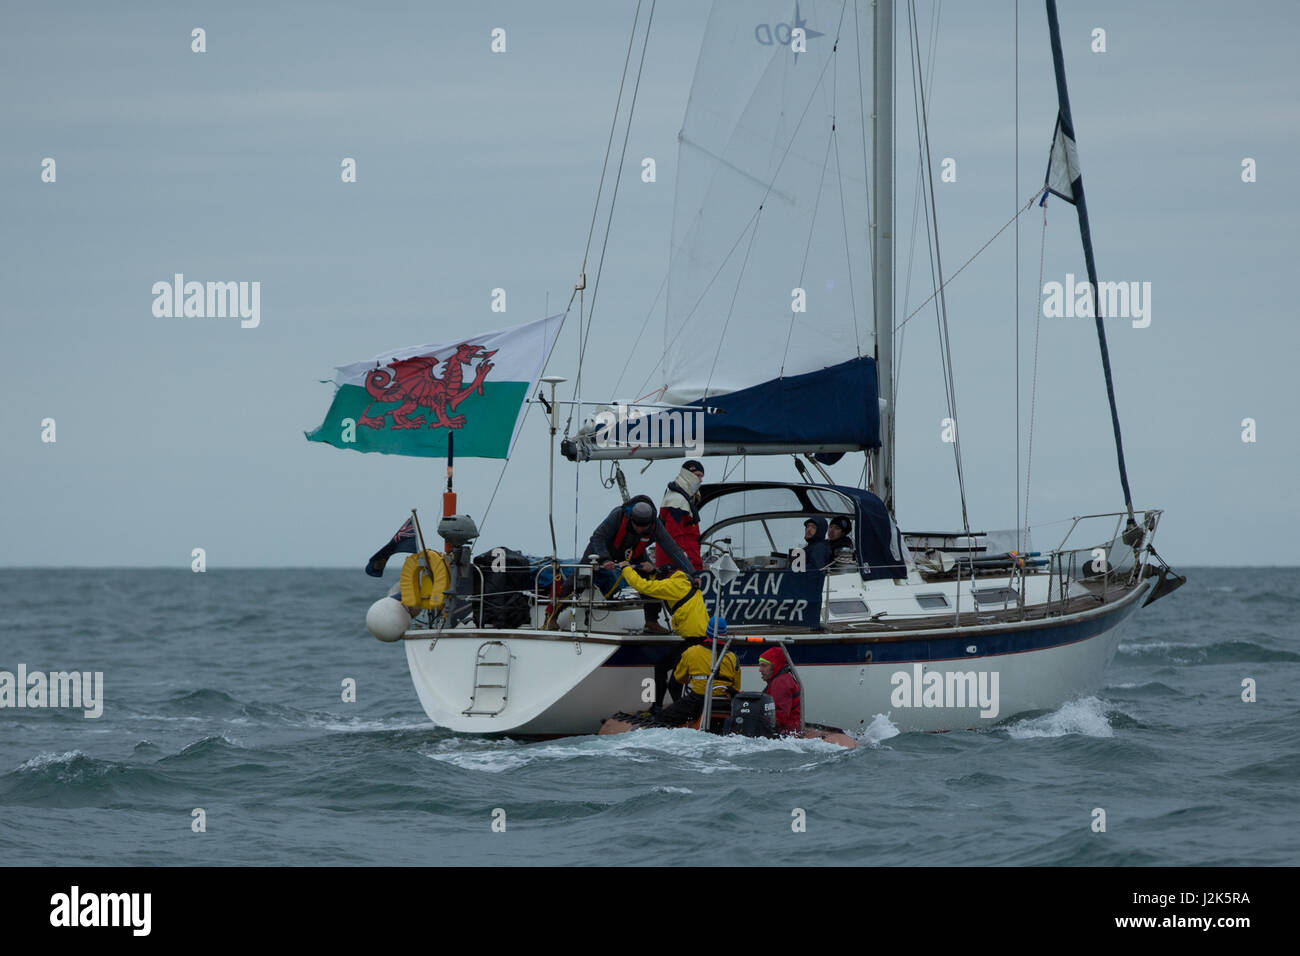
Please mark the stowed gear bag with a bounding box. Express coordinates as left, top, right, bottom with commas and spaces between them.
472, 546, 533, 628
723, 691, 778, 738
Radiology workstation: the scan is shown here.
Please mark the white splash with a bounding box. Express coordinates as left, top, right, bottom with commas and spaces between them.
1005, 696, 1117, 739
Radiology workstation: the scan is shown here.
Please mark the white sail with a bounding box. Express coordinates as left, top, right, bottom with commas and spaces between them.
662, 0, 874, 407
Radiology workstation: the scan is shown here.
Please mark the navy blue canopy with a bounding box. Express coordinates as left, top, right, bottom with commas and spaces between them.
697, 481, 906, 581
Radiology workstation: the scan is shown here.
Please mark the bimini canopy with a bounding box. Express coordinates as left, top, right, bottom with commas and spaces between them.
697, 481, 905, 581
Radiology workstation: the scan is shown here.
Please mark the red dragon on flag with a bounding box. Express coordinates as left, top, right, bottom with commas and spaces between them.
358, 343, 497, 431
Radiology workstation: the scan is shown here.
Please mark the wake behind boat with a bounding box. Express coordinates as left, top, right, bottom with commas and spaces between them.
315, 0, 1184, 740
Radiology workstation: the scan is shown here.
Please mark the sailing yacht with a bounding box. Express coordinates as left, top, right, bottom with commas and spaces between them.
372, 0, 1183, 736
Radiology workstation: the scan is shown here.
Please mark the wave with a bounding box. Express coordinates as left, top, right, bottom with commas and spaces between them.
1117, 639, 1299, 664
1, 749, 179, 807
1104, 680, 1182, 696
134, 688, 433, 734
1003, 696, 1122, 739
421, 726, 857, 774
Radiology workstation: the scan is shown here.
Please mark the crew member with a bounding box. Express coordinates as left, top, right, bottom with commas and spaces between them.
584, 495, 695, 634
827, 515, 855, 571
758, 646, 802, 735
618, 561, 708, 708
798, 517, 832, 571
659, 460, 705, 570
651, 616, 739, 729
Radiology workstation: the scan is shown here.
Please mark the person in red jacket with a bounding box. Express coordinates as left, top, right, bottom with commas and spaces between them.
659, 460, 705, 571
758, 646, 802, 735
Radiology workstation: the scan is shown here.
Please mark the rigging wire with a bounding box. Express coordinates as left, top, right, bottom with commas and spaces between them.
830, 38, 863, 358
481, 6, 648, 539
698, 1, 850, 401
853, 0, 875, 332
907, 0, 969, 534
476, 402, 535, 544
894, 193, 1038, 335
1015, 0, 1022, 553
780, 125, 836, 373
1023, 205, 1049, 541
570, 0, 656, 435
570, 0, 655, 558
893, 0, 941, 427
611, 272, 668, 396
632, 204, 763, 400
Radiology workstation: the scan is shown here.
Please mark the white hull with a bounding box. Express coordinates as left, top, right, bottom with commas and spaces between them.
403, 577, 1153, 736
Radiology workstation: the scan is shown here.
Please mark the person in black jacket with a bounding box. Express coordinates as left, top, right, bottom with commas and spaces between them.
585, 495, 693, 573
583, 495, 695, 633
827, 515, 855, 571
799, 517, 832, 571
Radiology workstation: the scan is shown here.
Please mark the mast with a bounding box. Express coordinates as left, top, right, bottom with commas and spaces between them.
872, 0, 895, 514
1044, 0, 1137, 533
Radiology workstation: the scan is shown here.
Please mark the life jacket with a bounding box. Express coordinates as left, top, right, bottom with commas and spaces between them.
676, 642, 740, 697
609, 496, 657, 563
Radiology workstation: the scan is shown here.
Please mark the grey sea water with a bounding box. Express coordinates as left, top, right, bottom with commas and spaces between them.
0, 567, 1296, 866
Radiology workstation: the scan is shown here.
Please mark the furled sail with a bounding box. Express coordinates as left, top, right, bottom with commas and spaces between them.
567, 0, 878, 461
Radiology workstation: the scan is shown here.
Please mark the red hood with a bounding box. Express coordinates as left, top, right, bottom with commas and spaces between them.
759, 647, 787, 671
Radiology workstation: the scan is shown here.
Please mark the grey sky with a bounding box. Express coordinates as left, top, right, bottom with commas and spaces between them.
2, 1, 1296, 568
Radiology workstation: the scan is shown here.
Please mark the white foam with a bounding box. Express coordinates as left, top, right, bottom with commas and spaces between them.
421, 726, 851, 773
1005, 696, 1116, 739
861, 713, 900, 745
15, 750, 87, 771
651, 786, 694, 794
1120, 640, 1201, 652
300, 714, 434, 733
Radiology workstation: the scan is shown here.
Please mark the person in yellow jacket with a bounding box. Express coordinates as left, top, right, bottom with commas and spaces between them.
619, 561, 709, 710
653, 616, 739, 729
617, 561, 709, 638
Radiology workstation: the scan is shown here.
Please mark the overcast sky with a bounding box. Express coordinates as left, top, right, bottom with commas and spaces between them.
2, 0, 1296, 569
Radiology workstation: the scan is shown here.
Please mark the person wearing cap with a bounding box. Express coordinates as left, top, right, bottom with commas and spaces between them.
798, 516, 832, 571
583, 495, 695, 630
827, 515, 855, 571
585, 494, 693, 571
650, 616, 739, 728
758, 646, 802, 735
659, 459, 706, 571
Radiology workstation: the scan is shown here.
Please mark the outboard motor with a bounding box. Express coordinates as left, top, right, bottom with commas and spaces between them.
438, 514, 480, 607
724, 691, 778, 738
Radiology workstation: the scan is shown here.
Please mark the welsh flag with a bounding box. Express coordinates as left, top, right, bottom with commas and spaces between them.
306, 314, 563, 459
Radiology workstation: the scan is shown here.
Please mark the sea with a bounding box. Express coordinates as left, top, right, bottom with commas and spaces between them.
1, 567, 1296, 867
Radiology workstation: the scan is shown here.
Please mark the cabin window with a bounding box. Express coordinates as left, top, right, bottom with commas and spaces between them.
916, 593, 949, 610
828, 599, 868, 616
972, 586, 1019, 606
702, 515, 832, 569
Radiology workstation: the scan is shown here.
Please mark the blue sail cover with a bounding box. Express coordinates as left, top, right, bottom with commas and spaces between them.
654, 356, 880, 449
